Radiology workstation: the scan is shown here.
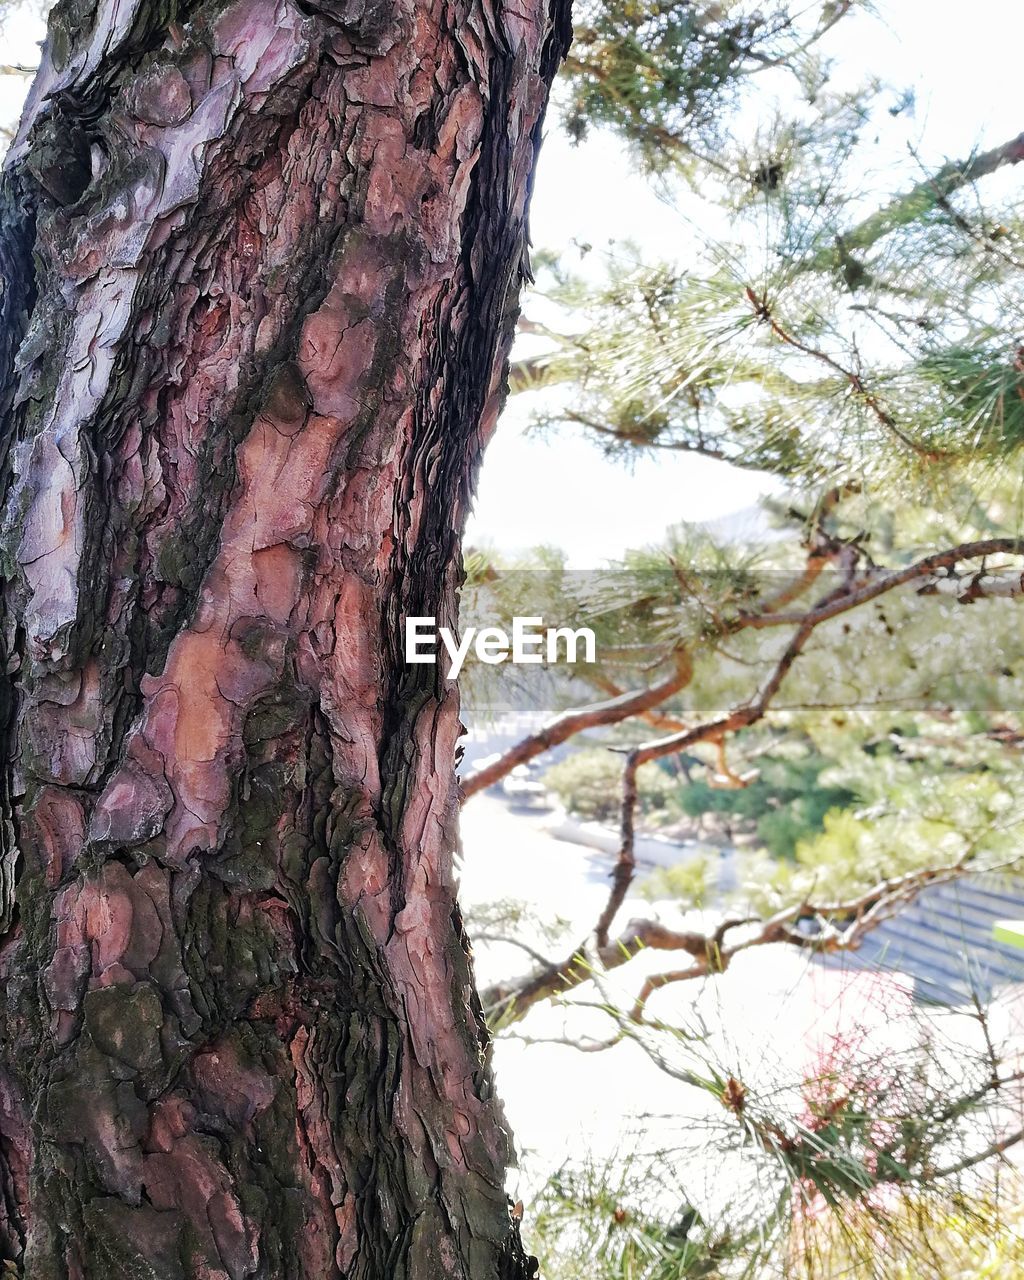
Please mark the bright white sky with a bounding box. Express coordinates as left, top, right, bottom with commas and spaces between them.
2, 1, 1024, 565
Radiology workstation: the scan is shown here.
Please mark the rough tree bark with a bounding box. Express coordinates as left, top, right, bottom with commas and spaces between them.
0, 0, 571, 1275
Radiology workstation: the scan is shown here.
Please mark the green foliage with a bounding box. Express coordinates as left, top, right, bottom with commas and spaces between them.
677, 748, 857, 857
737, 748, 1024, 914
527, 1145, 1024, 1280
638, 854, 714, 907
913, 344, 1024, 453
527, 236, 1024, 488
566, 1, 760, 167
525, 0, 1024, 497
525, 1152, 752, 1279
561, 2, 862, 174
522, 994, 1024, 1280
543, 748, 680, 824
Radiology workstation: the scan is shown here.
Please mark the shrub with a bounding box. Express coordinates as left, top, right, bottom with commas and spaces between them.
544, 749, 679, 824
638, 856, 713, 908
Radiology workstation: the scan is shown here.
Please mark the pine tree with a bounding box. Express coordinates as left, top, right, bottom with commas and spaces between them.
0, 1, 570, 1274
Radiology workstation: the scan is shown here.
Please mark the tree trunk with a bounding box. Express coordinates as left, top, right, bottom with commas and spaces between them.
0, 1, 570, 1275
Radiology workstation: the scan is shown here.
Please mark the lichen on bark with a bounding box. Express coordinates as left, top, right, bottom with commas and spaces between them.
0, 0, 572, 1274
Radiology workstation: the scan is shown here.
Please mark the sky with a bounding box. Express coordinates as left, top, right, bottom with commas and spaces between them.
2, 2, 1024, 565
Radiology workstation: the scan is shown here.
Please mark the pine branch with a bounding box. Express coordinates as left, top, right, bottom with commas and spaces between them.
736, 538, 1024, 630
478, 858, 975, 1026
593, 604, 822, 949
806, 130, 1024, 274
476, 531, 1024, 1026
745, 286, 947, 460
461, 649, 694, 798
465, 536, 1024, 806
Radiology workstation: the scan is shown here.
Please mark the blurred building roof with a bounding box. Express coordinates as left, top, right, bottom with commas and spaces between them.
815, 875, 1024, 1006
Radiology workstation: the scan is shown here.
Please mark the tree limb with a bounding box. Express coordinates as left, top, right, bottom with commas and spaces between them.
806, 131, 1024, 274
735, 539, 1024, 631
478, 859, 975, 1027
461, 648, 694, 798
